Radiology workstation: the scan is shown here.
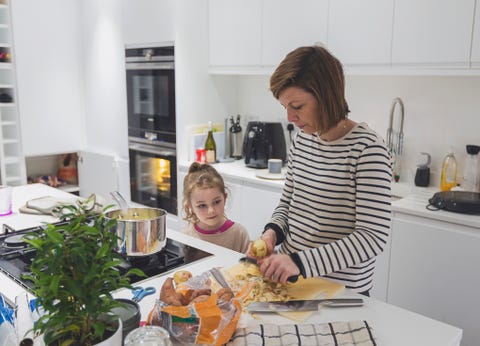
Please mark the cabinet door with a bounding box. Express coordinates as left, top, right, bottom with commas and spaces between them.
327, 0, 393, 66
240, 183, 282, 240
471, 1, 480, 67
122, 0, 174, 45
209, 0, 262, 66
224, 178, 243, 226
388, 213, 480, 346
262, 0, 328, 66
11, 0, 84, 156
78, 151, 119, 199
369, 233, 391, 301
391, 0, 475, 67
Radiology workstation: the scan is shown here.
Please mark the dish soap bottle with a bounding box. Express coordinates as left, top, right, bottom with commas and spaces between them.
440, 147, 458, 191
204, 121, 216, 164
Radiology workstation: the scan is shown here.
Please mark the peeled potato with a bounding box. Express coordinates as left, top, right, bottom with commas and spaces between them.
251, 238, 267, 258
173, 270, 192, 285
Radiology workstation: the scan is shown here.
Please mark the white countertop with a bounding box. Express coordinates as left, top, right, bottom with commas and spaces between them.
180, 160, 480, 229
179, 160, 285, 189
0, 184, 463, 346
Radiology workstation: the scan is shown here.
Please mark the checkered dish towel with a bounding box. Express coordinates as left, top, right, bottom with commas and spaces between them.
227, 320, 377, 346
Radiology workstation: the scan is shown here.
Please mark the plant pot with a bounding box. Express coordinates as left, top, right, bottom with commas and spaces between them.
95, 319, 123, 346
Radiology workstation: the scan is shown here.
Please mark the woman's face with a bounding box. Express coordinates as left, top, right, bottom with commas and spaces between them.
189, 187, 226, 230
278, 86, 319, 134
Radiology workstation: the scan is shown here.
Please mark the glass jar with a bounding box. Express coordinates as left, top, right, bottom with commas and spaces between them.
124, 326, 172, 346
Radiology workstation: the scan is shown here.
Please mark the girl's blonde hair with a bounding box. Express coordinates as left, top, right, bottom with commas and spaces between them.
182, 162, 228, 223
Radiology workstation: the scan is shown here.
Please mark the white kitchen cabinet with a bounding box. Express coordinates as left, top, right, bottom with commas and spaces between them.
369, 234, 391, 302
262, 0, 328, 67
391, 0, 475, 67
224, 177, 243, 228
471, 1, 480, 67
209, 0, 327, 70
387, 212, 480, 346
327, 0, 394, 67
77, 151, 130, 201
0, 1, 26, 186
122, 0, 175, 45
239, 182, 281, 240
208, 0, 262, 67
10, 0, 84, 156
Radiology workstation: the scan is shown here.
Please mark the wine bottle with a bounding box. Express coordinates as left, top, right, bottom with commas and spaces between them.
204, 121, 216, 164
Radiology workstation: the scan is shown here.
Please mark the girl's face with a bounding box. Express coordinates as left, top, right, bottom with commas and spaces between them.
189, 187, 226, 230
278, 86, 320, 134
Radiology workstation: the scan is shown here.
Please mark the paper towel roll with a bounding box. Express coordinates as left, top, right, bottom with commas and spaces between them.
15, 293, 34, 345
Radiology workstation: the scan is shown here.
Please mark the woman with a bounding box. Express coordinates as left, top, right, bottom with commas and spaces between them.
253, 46, 392, 296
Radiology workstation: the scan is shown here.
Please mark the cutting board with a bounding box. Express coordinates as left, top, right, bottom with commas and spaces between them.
224, 262, 344, 322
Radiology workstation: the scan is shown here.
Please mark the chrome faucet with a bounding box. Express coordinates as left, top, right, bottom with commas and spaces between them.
386, 97, 405, 156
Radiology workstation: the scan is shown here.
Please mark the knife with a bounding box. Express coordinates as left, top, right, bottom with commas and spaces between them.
239, 257, 299, 283
246, 298, 364, 312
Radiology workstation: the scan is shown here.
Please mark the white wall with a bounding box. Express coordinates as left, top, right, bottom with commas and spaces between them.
236, 74, 480, 188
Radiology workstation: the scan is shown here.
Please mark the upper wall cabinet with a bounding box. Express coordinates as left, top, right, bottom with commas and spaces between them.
261, 0, 328, 66
209, 0, 262, 67
209, 0, 328, 71
122, 0, 175, 45
471, 1, 480, 67
327, 0, 394, 67
10, 0, 84, 156
209, 0, 480, 74
391, 0, 475, 67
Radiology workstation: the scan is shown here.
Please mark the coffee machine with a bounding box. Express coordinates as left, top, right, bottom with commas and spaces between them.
243, 122, 286, 168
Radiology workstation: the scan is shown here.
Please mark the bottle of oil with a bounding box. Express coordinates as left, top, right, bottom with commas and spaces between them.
204, 121, 216, 164
440, 147, 457, 191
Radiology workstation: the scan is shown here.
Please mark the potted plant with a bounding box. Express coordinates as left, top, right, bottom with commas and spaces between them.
23, 196, 144, 346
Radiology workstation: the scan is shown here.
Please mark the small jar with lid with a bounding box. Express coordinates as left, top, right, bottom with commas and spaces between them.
124, 325, 172, 346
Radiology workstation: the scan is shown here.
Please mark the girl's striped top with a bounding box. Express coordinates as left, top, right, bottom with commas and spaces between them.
267, 122, 392, 292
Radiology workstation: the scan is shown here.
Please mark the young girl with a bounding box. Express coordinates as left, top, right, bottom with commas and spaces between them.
182, 162, 250, 253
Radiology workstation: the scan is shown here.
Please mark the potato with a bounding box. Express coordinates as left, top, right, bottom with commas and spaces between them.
190, 295, 211, 304
173, 270, 192, 285
216, 287, 234, 303
251, 238, 267, 258
159, 277, 184, 306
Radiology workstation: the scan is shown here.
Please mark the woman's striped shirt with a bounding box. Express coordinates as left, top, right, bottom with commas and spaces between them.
268, 122, 392, 292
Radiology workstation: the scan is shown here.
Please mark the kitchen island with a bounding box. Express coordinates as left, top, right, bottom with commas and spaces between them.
0, 184, 463, 345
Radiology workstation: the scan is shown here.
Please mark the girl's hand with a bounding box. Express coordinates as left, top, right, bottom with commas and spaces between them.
258, 254, 300, 285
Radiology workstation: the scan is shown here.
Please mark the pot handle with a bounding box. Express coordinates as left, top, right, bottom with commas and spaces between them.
110, 191, 129, 212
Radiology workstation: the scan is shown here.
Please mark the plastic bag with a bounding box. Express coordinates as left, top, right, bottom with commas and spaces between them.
0, 294, 17, 346
147, 270, 242, 345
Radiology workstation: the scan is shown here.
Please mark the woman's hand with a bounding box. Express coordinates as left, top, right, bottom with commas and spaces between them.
246, 229, 276, 258
257, 254, 300, 285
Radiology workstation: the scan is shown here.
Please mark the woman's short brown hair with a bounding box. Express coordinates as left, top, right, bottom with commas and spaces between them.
270, 45, 350, 133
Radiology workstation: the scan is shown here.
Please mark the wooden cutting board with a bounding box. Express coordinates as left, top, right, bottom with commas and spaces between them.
224, 262, 344, 322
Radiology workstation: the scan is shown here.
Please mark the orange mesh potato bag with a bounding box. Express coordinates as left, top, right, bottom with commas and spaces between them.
147, 275, 242, 345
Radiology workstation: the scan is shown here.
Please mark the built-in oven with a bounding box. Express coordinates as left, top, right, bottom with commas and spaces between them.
125, 43, 177, 214
129, 139, 177, 215
125, 44, 176, 144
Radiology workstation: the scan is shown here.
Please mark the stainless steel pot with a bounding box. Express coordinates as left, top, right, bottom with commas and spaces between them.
104, 207, 167, 257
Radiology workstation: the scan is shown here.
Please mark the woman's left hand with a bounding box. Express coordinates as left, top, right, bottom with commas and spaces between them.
257, 254, 300, 285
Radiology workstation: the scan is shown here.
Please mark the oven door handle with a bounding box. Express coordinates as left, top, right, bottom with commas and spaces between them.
126, 62, 174, 70
129, 142, 176, 157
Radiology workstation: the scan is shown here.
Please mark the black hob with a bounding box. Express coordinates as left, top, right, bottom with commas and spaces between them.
0, 222, 213, 292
